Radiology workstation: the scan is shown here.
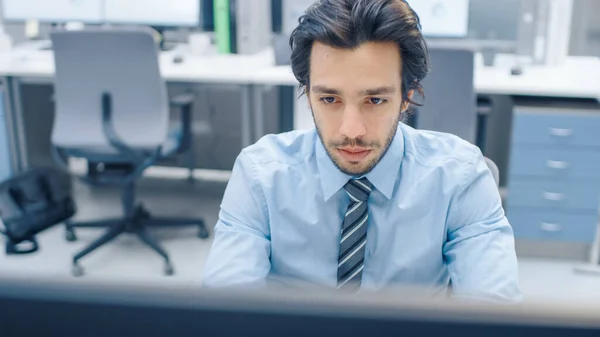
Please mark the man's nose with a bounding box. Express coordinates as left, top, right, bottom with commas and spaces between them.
339, 105, 366, 140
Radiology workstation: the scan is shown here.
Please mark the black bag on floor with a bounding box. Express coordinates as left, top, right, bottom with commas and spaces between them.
0, 167, 76, 254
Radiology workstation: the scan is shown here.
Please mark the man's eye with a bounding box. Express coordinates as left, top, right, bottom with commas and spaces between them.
320, 97, 337, 104
369, 97, 387, 105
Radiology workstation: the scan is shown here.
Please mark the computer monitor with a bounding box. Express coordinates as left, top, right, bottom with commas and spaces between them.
280, 0, 314, 35
103, 0, 200, 27
277, 0, 470, 38
1, 0, 104, 24
409, 0, 470, 38
1, 275, 600, 337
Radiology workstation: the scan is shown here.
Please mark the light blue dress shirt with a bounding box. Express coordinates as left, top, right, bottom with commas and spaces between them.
202, 122, 521, 302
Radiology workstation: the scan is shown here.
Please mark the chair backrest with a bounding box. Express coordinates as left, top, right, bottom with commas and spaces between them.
50, 28, 169, 151
414, 47, 477, 143
273, 34, 291, 66
484, 157, 500, 187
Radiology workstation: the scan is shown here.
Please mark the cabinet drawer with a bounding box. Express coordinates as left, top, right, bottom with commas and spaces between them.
507, 179, 600, 211
508, 209, 598, 243
512, 111, 600, 147
509, 146, 600, 179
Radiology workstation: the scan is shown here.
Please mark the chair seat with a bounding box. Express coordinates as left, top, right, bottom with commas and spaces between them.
62, 123, 183, 163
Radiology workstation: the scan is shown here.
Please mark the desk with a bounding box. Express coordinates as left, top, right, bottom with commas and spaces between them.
2, 45, 600, 171
0, 45, 275, 171
251, 53, 600, 98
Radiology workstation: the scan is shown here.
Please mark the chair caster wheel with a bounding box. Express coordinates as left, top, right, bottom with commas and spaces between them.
72, 264, 84, 277
198, 226, 209, 239
66, 227, 77, 242
165, 263, 174, 276
136, 205, 151, 220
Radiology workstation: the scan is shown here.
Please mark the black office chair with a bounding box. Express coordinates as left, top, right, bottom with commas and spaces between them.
49, 28, 210, 277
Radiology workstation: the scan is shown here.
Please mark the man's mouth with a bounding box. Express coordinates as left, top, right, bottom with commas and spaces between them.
337, 147, 372, 161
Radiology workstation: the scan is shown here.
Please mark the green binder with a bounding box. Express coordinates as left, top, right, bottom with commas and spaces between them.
214, 0, 231, 54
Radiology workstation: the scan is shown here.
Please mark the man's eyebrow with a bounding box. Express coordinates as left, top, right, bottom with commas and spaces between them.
360, 86, 397, 96
311, 85, 341, 95
311, 85, 397, 95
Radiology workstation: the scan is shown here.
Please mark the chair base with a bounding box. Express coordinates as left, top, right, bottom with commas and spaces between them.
65, 204, 209, 277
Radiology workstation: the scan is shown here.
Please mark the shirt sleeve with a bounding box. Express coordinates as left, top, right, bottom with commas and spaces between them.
443, 147, 522, 303
201, 151, 271, 288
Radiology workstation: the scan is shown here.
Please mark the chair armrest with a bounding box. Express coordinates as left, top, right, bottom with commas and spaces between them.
101, 93, 146, 161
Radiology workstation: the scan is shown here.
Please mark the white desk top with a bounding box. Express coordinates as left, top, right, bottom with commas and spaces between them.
0, 43, 599, 100
0, 44, 274, 84
473, 55, 600, 99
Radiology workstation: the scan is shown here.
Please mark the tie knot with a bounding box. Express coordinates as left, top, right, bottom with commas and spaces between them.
344, 178, 373, 202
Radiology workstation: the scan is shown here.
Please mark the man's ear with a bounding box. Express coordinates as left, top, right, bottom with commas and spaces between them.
401, 90, 415, 112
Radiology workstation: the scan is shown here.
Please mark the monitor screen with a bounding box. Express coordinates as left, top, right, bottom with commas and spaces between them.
103, 0, 200, 27
281, 0, 313, 35
1, 0, 104, 23
278, 0, 470, 38
409, 0, 470, 38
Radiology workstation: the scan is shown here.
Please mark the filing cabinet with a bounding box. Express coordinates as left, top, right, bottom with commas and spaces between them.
0, 92, 13, 182
506, 104, 600, 244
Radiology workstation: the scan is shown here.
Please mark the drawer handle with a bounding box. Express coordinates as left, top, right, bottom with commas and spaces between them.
542, 191, 564, 201
546, 160, 569, 170
540, 222, 562, 232
549, 128, 573, 137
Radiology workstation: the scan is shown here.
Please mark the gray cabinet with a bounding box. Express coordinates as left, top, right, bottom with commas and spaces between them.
506, 105, 600, 243
0, 92, 13, 182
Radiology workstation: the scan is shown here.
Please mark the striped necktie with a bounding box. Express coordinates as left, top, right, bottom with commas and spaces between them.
337, 177, 373, 291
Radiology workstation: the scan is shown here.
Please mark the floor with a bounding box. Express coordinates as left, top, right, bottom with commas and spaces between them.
0, 176, 223, 288
1, 176, 600, 305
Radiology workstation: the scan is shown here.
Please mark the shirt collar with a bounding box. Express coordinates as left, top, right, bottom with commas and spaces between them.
316, 123, 405, 201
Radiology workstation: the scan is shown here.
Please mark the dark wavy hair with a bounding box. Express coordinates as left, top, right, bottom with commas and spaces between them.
289, 0, 430, 106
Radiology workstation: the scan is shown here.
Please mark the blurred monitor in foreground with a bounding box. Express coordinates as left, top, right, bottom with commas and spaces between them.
0, 275, 600, 337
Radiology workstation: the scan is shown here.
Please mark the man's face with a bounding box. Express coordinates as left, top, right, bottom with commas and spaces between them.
308, 41, 410, 176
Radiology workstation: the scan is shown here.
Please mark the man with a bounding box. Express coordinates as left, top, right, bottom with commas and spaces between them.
202, 0, 521, 302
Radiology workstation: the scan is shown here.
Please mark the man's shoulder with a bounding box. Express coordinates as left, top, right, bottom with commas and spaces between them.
401, 123, 479, 169
241, 128, 317, 166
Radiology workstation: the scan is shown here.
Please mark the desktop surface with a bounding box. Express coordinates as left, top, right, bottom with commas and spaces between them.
0, 41, 270, 84
0, 275, 599, 337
